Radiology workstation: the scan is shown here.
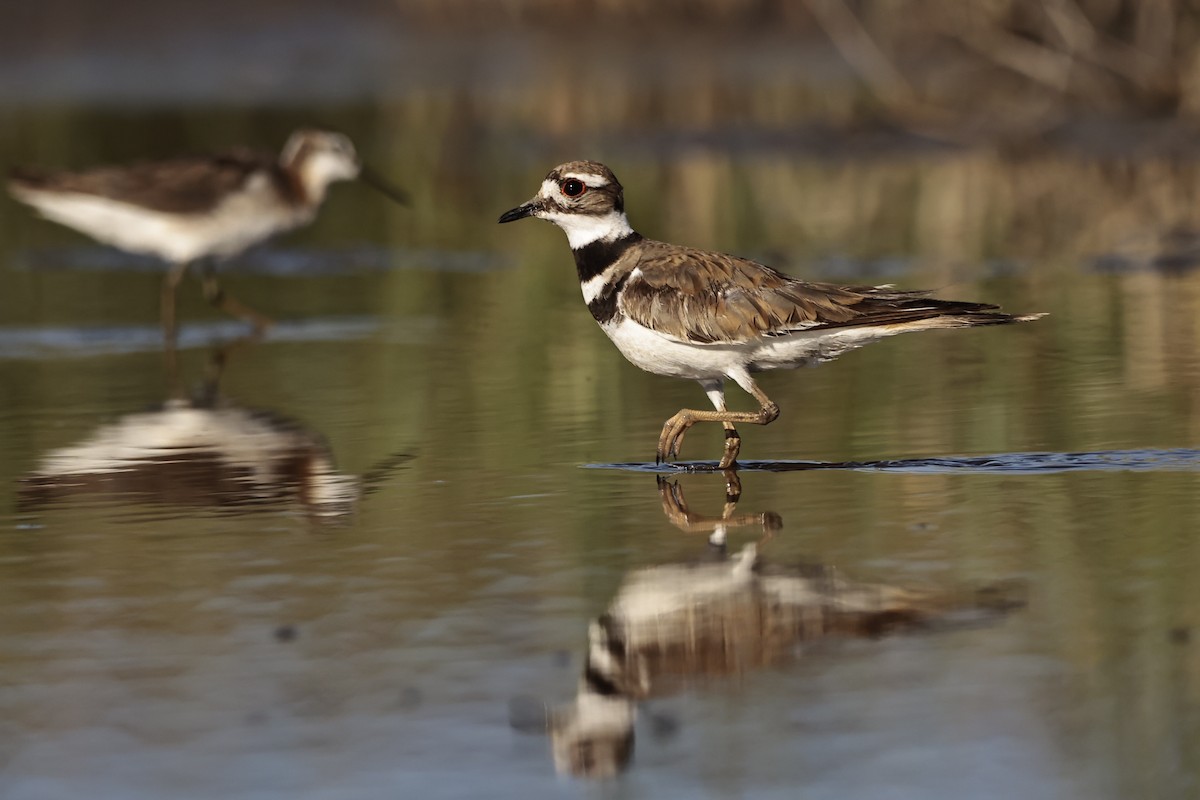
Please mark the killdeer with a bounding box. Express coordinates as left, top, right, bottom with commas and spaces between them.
8, 129, 408, 336
500, 161, 1044, 468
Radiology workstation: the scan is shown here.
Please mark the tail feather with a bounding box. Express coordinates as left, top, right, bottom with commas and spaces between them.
883, 310, 1047, 332
9, 166, 51, 190
812, 298, 1046, 332
7, 167, 55, 204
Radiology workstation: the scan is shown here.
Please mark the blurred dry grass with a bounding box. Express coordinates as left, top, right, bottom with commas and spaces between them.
399, 0, 1200, 145
8, 0, 1200, 149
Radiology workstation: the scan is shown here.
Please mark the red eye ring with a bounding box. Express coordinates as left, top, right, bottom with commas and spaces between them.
561, 179, 587, 197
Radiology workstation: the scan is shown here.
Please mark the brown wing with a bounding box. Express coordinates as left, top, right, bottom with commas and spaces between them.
8, 148, 285, 215
618, 240, 1000, 344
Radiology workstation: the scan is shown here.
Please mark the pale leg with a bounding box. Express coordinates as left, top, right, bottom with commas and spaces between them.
656, 372, 780, 468
160, 260, 189, 344
702, 381, 744, 469
200, 261, 273, 332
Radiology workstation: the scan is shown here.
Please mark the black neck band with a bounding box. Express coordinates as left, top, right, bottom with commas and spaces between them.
583, 663, 622, 697
572, 232, 642, 283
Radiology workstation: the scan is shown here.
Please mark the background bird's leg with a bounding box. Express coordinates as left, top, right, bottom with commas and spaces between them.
200, 259, 273, 333
160, 260, 189, 345
657, 377, 780, 467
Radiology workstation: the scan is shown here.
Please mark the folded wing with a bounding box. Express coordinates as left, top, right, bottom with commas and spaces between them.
9, 149, 281, 215
618, 240, 1004, 344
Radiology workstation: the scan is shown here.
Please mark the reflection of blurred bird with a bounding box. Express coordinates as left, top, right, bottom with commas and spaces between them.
8, 129, 408, 334
501, 161, 1044, 467
18, 338, 410, 521
19, 400, 362, 519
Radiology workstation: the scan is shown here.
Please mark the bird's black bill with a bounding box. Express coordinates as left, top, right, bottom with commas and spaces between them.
359, 164, 411, 206
498, 203, 536, 224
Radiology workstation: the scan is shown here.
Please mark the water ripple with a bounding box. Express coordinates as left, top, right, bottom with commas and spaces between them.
0, 316, 436, 359
10, 245, 511, 275
587, 448, 1200, 475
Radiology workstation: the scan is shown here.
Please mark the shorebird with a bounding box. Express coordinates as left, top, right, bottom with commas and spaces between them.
499, 161, 1043, 468
8, 129, 408, 336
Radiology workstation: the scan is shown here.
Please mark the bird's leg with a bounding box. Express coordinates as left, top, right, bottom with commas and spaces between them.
160, 260, 190, 344
711, 383, 743, 469
200, 261, 273, 333
656, 377, 780, 468
657, 380, 736, 466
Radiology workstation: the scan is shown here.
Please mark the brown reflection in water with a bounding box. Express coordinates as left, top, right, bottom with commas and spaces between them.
546, 475, 1021, 779
657, 471, 781, 547
17, 336, 396, 521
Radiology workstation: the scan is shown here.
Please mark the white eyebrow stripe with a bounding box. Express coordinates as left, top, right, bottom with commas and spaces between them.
563, 172, 609, 187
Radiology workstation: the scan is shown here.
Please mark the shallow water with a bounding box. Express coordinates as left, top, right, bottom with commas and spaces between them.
2, 18, 1200, 800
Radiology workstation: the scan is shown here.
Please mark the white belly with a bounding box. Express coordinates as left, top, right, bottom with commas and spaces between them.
601, 317, 749, 380
601, 316, 912, 380
16, 174, 312, 264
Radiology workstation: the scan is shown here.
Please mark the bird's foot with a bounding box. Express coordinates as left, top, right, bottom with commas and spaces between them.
656, 411, 694, 465
246, 313, 275, 338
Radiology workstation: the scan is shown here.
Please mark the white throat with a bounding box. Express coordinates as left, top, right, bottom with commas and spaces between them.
543, 210, 635, 249
296, 153, 359, 205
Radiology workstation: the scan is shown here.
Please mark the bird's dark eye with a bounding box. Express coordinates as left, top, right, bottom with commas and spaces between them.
561, 179, 586, 197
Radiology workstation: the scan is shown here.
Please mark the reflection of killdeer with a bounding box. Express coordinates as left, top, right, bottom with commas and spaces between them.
500, 161, 1044, 467
548, 540, 1022, 779
657, 471, 780, 547
8, 129, 408, 335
